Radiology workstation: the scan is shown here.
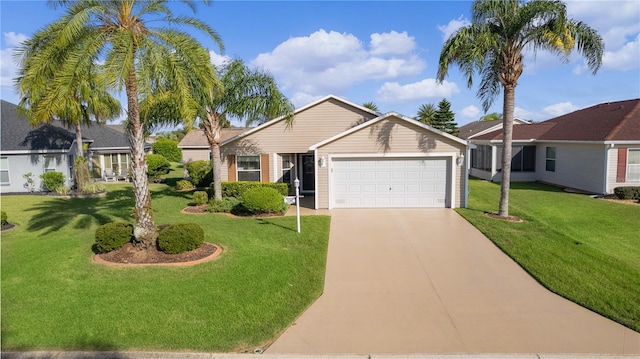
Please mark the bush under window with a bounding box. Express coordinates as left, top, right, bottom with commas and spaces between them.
40, 171, 65, 192
613, 186, 640, 200
241, 187, 284, 214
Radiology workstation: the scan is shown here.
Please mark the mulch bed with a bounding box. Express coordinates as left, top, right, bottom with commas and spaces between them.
484, 212, 524, 223
94, 242, 221, 267
1, 223, 17, 231
181, 204, 209, 214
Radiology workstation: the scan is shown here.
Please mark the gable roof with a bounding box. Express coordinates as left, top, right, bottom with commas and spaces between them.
221, 94, 380, 146
309, 112, 468, 150
457, 118, 529, 140
472, 99, 640, 143
178, 128, 250, 148
1, 99, 137, 152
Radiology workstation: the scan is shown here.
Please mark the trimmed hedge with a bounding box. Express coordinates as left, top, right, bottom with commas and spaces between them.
613, 186, 640, 200
241, 187, 284, 214
157, 223, 204, 254
1, 211, 7, 226
95, 222, 133, 253
192, 191, 208, 205
151, 139, 182, 162
218, 181, 289, 199
186, 160, 213, 187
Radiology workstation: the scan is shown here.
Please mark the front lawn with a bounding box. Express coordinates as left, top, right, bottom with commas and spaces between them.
1, 179, 330, 351
457, 178, 640, 332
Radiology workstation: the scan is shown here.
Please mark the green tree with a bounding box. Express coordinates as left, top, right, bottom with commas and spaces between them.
19, 0, 224, 248
151, 138, 182, 163
195, 59, 294, 201
432, 99, 458, 136
415, 103, 437, 125
480, 112, 502, 121
437, 0, 603, 217
362, 102, 380, 113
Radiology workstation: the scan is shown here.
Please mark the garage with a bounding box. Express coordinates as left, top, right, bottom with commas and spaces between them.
331, 157, 450, 208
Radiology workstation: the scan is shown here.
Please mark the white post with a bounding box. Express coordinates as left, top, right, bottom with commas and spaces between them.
294, 178, 301, 233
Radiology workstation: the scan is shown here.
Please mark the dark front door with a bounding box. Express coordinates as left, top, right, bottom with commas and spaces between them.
301, 154, 315, 192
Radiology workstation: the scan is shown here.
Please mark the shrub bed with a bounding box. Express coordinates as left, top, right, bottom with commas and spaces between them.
241, 187, 284, 214
192, 191, 208, 205
157, 223, 205, 254
207, 197, 241, 213
219, 182, 289, 199
613, 186, 640, 200
95, 222, 133, 253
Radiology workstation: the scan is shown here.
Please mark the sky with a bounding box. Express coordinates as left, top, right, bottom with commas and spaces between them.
1, 0, 639, 129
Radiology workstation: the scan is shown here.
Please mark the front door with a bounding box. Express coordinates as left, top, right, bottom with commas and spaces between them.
300, 154, 315, 192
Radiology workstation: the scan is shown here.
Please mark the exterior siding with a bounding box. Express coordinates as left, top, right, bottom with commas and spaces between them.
182, 148, 210, 163
1, 152, 72, 193
536, 142, 606, 193
315, 117, 466, 209
607, 145, 640, 192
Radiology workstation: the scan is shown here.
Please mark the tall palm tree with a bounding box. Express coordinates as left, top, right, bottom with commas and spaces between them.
197, 59, 294, 201
437, 0, 603, 217
415, 103, 437, 125
16, 0, 223, 248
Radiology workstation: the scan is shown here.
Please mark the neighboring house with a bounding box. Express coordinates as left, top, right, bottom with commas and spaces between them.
469, 99, 640, 194
180, 95, 468, 209
179, 127, 250, 163
457, 117, 530, 140
1, 99, 148, 193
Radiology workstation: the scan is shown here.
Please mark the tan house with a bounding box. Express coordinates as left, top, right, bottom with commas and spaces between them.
179, 95, 469, 209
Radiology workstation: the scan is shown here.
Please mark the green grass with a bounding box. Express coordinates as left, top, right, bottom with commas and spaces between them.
457, 178, 640, 332
1, 167, 330, 351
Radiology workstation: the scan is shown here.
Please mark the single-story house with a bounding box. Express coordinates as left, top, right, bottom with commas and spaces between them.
179, 127, 250, 163
469, 98, 640, 194
1, 99, 149, 193
180, 95, 468, 209
457, 117, 530, 140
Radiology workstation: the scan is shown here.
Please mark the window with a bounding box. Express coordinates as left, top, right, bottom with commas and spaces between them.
237, 155, 261, 181
511, 146, 535, 172
104, 153, 130, 174
43, 155, 57, 173
545, 147, 556, 172
0, 157, 9, 184
281, 154, 293, 184
471, 145, 492, 171
628, 149, 640, 181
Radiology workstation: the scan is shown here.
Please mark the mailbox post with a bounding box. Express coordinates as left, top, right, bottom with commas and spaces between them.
294, 178, 300, 233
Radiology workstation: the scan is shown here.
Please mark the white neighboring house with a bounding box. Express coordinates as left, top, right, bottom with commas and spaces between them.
1, 99, 149, 193
468, 99, 640, 194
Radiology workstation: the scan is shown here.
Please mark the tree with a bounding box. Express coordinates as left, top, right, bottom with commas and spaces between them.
19, 0, 224, 248
362, 102, 379, 113
437, 0, 603, 217
415, 103, 437, 125
196, 59, 294, 201
480, 112, 502, 121
432, 99, 458, 136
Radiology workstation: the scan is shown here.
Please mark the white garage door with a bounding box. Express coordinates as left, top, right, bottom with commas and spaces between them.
332, 158, 449, 208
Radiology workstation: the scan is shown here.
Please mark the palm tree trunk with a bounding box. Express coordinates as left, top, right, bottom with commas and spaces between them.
498, 85, 515, 217
204, 111, 223, 201
75, 121, 84, 158
125, 68, 157, 249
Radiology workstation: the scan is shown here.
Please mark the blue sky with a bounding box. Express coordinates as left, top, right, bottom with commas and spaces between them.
1, 0, 639, 128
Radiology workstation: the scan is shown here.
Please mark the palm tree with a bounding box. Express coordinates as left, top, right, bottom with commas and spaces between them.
16, 0, 224, 248
415, 103, 437, 125
480, 112, 502, 121
437, 0, 603, 217
196, 59, 294, 201
362, 102, 379, 113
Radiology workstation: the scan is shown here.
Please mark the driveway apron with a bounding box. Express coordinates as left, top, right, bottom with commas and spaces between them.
267, 209, 640, 354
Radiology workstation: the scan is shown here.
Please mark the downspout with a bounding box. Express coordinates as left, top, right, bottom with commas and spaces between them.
314, 149, 319, 210
465, 146, 470, 208
604, 143, 614, 194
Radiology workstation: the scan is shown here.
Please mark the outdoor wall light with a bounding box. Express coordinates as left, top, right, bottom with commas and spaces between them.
318, 156, 327, 168
456, 154, 465, 166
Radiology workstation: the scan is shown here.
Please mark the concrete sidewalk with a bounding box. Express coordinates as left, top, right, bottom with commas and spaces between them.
267, 209, 640, 354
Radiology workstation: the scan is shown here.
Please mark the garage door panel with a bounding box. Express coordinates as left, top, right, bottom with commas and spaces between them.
332, 157, 449, 208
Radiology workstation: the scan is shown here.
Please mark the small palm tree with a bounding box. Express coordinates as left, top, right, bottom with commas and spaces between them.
16, 0, 224, 248
437, 0, 603, 217
362, 102, 380, 113
415, 103, 437, 125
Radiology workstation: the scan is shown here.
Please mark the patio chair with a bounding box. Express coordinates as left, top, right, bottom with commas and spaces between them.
116, 168, 129, 182
104, 168, 116, 182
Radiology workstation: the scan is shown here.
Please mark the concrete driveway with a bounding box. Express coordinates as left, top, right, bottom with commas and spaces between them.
267, 209, 640, 354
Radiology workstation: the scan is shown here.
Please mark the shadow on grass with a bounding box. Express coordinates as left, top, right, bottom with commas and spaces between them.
0, 335, 124, 359
257, 217, 297, 232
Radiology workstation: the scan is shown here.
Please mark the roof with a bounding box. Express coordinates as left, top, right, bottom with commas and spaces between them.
309, 112, 468, 150
472, 99, 640, 143
178, 128, 250, 148
221, 94, 379, 146
1, 99, 138, 152
457, 118, 529, 140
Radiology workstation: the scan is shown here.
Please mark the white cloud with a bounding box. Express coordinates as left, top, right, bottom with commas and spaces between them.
376, 78, 459, 103
251, 29, 425, 100
369, 31, 415, 56
566, 1, 640, 50
602, 33, 640, 71
514, 106, 535, 121
437, 16, 471, 42
0, 48, 18, 87
543, 102, 578, 117
458, 105, 481, 119
4, 32, 28, 47
209, 51, 231, 68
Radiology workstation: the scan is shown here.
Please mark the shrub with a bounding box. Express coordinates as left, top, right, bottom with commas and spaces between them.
222, 182, 289, 198
207, 197, 241, 213
1, 211, 7, 226
39, 171, 65, 192
613, 186, 640, 200
157, 223, 204, 254
151, 139, 182, 162
146, 154, 171, 182
186, 160, 213, 187
95, 222, 133, 253
81, 182, 105, 194
242, 187, 284, 214
176, 180, 195, 191
192, 191, 208, 205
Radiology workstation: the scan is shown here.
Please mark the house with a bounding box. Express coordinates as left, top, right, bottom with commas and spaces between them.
179, 127, 250, 163
458, 117, 530, 140
180, 95, 468, 209
1, 99, 148, 193
469, 99, 640, 194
